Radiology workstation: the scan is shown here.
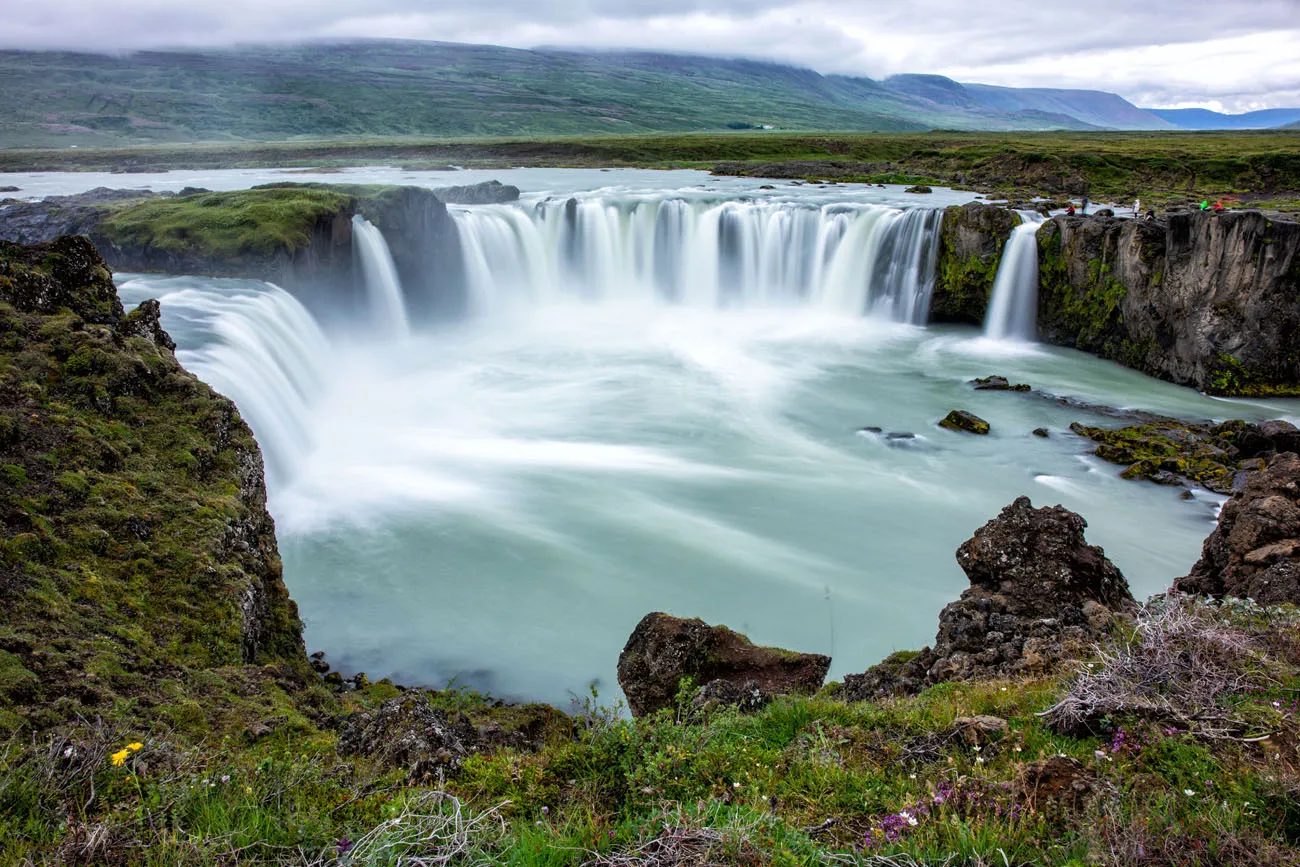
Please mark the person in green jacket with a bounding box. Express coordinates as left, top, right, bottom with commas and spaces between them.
1200, 200, 1210, 211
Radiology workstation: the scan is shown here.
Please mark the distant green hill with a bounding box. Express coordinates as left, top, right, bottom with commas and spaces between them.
0, 40, 1173, 147
1148, 107, 1300, 130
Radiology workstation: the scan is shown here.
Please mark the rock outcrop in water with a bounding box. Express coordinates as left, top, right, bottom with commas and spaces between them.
929, 203, 1019, 325
1175, 452, 1300, 605
1037, 211, 1300, 396
842, 497, 1133, 699
1070, 417, 1300, 493
617, 613, 831, 718
0, 236, 308, 730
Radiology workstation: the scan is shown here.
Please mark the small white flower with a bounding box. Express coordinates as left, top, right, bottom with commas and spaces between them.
976, 757, 985, 764
733, 781, 741, 788
1014, 746, 1022, 753
972, 746, 981, 752
1184, 789, 1195, 796
63, 747, 74, 758
907, 815, 919, 826
909, 774, 917, 780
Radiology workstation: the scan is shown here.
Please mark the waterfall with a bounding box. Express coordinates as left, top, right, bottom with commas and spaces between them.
147, 283, 334, 490
983, 212, 1047, 342
451, 198, 943, 324
352, 216, 411, 337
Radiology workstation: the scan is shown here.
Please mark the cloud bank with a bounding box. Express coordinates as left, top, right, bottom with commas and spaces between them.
2, 0, 1298, 110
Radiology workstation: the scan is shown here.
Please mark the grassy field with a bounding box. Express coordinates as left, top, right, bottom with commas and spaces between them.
4, 130, 1298, 211
4, 598, 1300, 866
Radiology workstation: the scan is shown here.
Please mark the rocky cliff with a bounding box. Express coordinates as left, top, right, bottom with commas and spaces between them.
1037, 211, 1300, 396
0, 236, 308, 732
0, 180, 518, 322
929, 203, 1019, 324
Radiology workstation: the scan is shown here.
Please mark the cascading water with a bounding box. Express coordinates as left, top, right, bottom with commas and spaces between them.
115, 176, 1294, 709
983, 212, 1048, 342
351, 216, 411, 337
452, 198, 943, 323
116, 278, 333, 490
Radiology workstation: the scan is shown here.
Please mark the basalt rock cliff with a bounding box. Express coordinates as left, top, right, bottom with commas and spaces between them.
929, 203, 1019, 325
0, 181, 517, 322
1036, 211, 1300, 396
1175, 451, 1300, 605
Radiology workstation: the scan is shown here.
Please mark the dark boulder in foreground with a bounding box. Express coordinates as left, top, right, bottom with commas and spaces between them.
939, 409, 990, 435
843, 497, 1133, 699
617, 613, 830, 718
338, 693, 480, 781
1175, 452, 1300, 605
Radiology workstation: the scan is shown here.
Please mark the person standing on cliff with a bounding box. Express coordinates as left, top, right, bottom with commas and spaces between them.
1134, 198, 1141, 218
1081, 196, 1089, 216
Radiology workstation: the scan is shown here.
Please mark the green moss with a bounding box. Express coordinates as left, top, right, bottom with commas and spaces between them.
1068, 419, 1251, 491
98, 186, 360, 259
1207, 351, 1300, 397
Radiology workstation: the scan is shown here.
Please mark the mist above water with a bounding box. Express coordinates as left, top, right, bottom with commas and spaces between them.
115, 181, 1300, 706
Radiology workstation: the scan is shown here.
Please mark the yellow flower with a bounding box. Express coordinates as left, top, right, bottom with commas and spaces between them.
110, 749, 130, 767
127, 742, 143, 752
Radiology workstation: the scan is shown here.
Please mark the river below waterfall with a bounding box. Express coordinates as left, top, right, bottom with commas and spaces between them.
32, 166, 1296, 707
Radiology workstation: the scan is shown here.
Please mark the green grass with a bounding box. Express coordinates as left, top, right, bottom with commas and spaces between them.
99, 186, 356, 258
5, 130, 1298, 208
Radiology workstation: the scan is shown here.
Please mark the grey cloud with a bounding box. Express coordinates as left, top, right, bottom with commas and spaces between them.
1, 0, 1297, 109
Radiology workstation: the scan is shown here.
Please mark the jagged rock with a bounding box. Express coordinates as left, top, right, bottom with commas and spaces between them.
1260, 420, 1300, 454
1070, 417, 1295, 493
939, 410, 990, 435
617, 613, 830, 718
691, 678, 770, 714
1175, 452, 1300, 604
431, 180, 521, 205
1033, 428, 1050, 438
337, 693, 479, 780
905, 185, 933, 194
971, 375, 1030, 392
1015, 756, 1096, 812
952, 715, 1009, 745
842, 497, 1133, 699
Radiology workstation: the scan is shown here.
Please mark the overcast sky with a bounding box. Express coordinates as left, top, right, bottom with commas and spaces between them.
3, 0, 1299, 111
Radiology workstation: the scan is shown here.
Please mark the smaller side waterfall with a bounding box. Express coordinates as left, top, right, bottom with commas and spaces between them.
352, 216, 410, 337
984, 212, 1047, 341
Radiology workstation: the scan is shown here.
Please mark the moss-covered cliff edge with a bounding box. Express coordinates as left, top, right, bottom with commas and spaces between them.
0, 235, 311, 734
0, 181, 520, 320
930, 203, 1019, 324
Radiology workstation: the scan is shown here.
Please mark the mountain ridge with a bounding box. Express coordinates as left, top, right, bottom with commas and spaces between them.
0, 39, 1179, 147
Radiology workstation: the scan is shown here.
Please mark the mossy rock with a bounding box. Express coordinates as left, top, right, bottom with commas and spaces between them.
938, 410, 990, 435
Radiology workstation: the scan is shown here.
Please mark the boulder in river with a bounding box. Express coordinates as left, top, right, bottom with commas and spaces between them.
842, 497, 1134, 699
971, 375, 1030, 392
1175, 452, 1300, 605
617, 613, 830, 718
939, 410, 990, 435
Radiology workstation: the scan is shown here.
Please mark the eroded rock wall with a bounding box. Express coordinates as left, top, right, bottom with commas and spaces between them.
929, 203, 1019, 325
1037, 211, 1300, 396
